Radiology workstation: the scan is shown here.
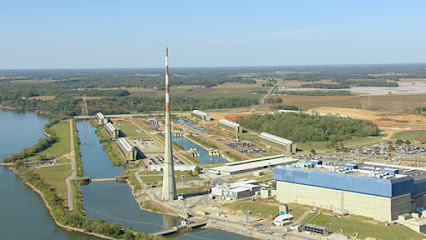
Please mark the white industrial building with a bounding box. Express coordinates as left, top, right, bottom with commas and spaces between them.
218, 119, 242, 133
117, 138, 137, 162
105, 122, 120, 139
209, 155, 296, 175
191, 110, 211, 121
211, 179, 261, 200
259, 132, 296, 154
95, 112, 107, 125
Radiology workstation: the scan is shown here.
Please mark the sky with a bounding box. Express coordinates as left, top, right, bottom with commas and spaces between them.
1, 0, 426, 69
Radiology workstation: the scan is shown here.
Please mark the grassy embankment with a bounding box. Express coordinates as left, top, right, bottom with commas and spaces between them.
286, 203, 424, 240
8, 120, 153, 239
223, 199, 279, 219
393, 130, 426, 141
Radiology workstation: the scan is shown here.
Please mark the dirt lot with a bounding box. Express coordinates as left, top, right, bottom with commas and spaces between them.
309, 107, 426, 138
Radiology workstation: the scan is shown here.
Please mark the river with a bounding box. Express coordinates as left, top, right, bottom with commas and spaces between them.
0, 110, 98, 240
0, 110, 250, 240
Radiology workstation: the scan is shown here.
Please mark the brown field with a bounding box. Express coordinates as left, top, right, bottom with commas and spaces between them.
399, 78, 426, 82
279, 80, 334, 88
29, 95, 56, 100
309, 107, 426, 138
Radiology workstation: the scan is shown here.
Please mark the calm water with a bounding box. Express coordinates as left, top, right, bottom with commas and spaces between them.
78, 120, 180, 233
0, 110, 98, 240
0, 111, 249, 240
174, 120, 227, 163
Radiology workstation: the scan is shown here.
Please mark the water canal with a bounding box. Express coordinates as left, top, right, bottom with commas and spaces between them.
0, 110, 250, 240
0, 110, 98, 240
174, 119, 228, 163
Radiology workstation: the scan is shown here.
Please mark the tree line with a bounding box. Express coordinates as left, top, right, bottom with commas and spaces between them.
237, 112, 380, 142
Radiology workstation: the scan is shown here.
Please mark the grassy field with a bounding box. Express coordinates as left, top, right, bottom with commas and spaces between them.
223, 199, 279, 218
309, 214, 332, 226
329, 215, 425, 240
227, 171, 274, 182
39, 120, 70, 156
393, 130, 426, 141
28, 95, 56, 100
33, 164, 71, 206
139, 171, 201, 183
296, 135, 385, 152
116, 121, 143, 139
139, 175, 162, 183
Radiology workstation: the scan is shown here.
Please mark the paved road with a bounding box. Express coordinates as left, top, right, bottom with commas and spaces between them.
65, 119, 77, 212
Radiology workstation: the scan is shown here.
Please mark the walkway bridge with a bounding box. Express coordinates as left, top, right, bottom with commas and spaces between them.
151, 220, 208, 236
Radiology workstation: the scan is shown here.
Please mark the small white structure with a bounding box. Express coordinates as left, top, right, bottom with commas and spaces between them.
273, 214, 294, 226
95, 112, 107, 125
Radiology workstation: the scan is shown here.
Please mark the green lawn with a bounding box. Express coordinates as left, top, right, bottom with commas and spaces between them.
393, 130, 426, 141
140, 175, 163, 183
227, 171, 274, 182
117, 122, 145, 139
39, 120, 70, 156
223, 199, 279, 218
329, 215, 425, 240
33, 164, 71, 206
310, 214, 332, 226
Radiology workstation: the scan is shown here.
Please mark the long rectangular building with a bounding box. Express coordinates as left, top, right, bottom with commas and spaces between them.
95, 112, 107, 125
259, 132, 296, 154
218, 119, 242, 133
117, 138, 137, 162
191, 110, 211, 121
105, 122, 120, 139
209, 155, 296, 175
274, 164, 426, 221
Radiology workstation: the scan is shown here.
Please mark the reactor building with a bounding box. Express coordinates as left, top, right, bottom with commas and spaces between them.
274, 162, 426, 221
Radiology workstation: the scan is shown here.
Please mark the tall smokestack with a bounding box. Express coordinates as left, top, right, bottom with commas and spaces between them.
162, 47, 177, 201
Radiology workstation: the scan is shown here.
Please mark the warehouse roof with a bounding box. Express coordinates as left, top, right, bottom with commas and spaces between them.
259, 132, 293, 144
192, 110, 209, 116
219, 119, 240, 128
105, 122, 116, 132
210, 156, 296, 175
118, 138, 133, 152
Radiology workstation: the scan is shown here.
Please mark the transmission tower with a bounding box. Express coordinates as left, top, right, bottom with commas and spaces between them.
81, 95, 88, 116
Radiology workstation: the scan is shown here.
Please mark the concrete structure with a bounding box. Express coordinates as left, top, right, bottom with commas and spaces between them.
95, 112, 107, 125
105, 122, 120, 139
117, 138, 137, 162
259, 132, 296, 154
191, 110, 211, 121
211, 180, 260, 200
162, 47, 177, 201
274, 163, 426, 221
209, 155, 296, 175
218, 119, 242, 133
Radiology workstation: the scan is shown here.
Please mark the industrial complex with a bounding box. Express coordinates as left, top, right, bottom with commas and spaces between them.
105, 122, 120, 139
274, 162, 426, 221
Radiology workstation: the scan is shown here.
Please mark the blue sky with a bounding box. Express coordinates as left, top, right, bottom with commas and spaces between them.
1, 0, 425, 69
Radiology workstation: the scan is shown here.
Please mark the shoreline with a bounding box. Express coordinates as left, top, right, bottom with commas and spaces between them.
12, 168, 117, 240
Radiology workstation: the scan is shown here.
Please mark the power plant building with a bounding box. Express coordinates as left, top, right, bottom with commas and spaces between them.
259, 132, 296, 154
105, 122, 120, 139
218, 119, 242, 133
191, 110, 211, 121
95, 112, 107, 125
274, 163, 426, 221
117, 138, 137, 162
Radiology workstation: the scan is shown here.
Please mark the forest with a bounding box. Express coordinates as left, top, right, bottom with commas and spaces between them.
237, 112, 380, 142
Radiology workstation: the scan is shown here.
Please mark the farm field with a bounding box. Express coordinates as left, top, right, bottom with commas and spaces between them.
309, 107, 426, 138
